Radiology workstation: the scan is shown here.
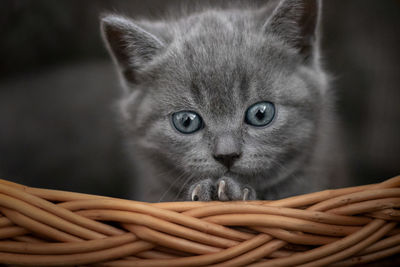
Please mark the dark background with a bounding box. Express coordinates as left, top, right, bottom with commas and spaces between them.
0, 0, 399, 198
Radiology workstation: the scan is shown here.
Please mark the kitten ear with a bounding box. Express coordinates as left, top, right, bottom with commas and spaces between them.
101, 14, 165, 83
264, 0, 320, 63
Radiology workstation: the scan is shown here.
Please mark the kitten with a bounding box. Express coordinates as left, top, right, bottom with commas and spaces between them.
101, 0, 348, 202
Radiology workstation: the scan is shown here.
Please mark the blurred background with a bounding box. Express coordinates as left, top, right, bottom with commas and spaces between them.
0, 0, 399, 198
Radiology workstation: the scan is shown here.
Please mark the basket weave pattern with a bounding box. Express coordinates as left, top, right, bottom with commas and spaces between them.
0, 176, 399, 266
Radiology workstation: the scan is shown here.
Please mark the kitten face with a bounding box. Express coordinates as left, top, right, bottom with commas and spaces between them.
102, 0, 327, 200
120, 14, 323, 187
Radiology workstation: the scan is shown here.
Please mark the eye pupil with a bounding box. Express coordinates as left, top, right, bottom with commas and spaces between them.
182, 116, 191, 127
255, 109, 265, 120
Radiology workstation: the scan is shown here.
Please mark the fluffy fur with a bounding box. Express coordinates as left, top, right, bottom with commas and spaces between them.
101, 0, 348, 202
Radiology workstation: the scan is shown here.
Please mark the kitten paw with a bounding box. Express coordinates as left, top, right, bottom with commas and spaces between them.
188, 179, 214, 201
216, 177, 256, 201
188, 177, 256, 201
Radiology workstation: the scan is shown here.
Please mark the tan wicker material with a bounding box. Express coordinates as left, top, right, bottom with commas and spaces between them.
0, 176, 399, 266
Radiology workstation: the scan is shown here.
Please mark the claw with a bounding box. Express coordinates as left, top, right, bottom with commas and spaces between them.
218, 180, 226, 200
191, 184, 201, 201
243, 188, 249, 201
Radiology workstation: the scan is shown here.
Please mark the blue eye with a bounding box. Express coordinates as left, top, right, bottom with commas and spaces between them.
245, 101, 275, 127
172, 111, 203, 134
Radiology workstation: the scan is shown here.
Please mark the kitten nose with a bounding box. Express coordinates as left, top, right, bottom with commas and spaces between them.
213, 152, 241, 168
213, 133, 241, 168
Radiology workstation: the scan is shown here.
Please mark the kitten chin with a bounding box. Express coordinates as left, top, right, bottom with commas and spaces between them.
101, 0, 349, 202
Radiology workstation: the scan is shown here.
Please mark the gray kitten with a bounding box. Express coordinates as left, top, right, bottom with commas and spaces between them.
101, 0, 348, 202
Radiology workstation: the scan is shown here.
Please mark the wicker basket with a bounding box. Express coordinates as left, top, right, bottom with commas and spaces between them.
0, 176, 399, 266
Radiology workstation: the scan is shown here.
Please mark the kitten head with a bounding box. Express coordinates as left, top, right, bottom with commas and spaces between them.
101, 0, 327, 195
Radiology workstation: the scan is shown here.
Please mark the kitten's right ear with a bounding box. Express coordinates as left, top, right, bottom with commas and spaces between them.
263, 0, 320, 64
100, 14, 165, 83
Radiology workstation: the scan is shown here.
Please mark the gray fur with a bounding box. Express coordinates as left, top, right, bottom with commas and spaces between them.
101, 0, 348, 202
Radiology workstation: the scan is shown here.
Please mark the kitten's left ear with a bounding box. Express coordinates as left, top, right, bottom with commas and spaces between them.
101, 14, 165, 84
264, 0, 320, 63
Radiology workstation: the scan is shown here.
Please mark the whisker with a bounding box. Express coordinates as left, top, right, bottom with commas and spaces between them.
174, 173, 197, 201
158, 170, 186, 202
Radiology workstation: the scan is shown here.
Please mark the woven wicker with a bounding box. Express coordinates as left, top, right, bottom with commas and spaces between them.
0, 176, 399, 266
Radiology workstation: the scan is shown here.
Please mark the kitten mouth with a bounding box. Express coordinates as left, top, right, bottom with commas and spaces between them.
224, 171, 237, 177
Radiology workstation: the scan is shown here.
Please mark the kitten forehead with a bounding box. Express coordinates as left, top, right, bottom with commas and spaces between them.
148, 10, 300, 119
